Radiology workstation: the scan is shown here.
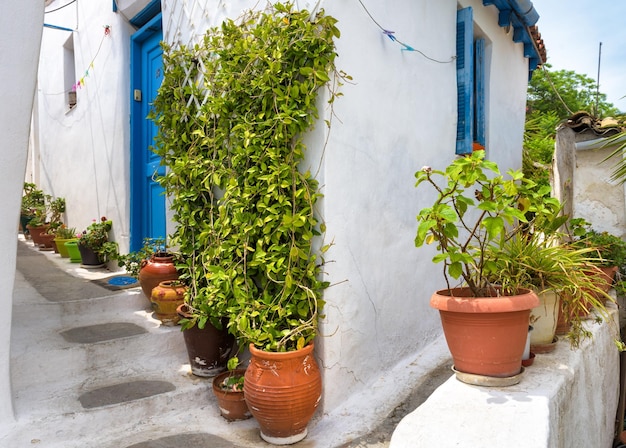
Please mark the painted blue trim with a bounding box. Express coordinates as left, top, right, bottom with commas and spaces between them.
113, 0, 117, 12
474, 38, 486, 148
483, 0, 541, 76
130, 0, 161, 28
456, 7, 474, 155
44, 23, 74, 32
130, 12, 162, 251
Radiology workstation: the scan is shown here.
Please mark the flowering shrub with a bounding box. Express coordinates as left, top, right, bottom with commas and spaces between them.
78, 217, 112, 251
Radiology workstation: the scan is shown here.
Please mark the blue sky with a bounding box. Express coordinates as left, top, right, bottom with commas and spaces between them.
532, 0, 626, 113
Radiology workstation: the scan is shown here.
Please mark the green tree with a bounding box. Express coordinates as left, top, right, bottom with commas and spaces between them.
527, 64, 619, 118
524, 65, 619, 186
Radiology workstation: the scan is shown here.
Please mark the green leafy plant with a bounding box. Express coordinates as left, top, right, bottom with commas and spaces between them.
415, 150, 566, 297
486, 230, 612, 347
115, 238, 175, 278
46, 197, 66, 234
151, 2, 344, 352
21, 182, 46, 216
570, 221, 626, 268
54, 225, 77, 240
78, 217, 117, 261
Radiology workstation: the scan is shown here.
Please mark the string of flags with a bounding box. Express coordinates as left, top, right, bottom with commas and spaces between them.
72, 25, 111, 91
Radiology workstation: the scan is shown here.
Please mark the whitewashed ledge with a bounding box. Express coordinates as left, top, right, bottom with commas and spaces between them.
390, 301, 621, 448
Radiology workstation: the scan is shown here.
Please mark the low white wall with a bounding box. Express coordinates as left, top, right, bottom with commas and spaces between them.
390, 304, 621, 448
0, 1, 44, 432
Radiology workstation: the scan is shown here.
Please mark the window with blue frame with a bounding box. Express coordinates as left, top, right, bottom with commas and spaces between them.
456, 7, 486, 155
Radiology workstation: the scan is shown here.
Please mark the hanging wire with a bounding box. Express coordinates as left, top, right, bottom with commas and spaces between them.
540, 65, 574, 116
45, 0, 77, 14
356, 0, 455, 63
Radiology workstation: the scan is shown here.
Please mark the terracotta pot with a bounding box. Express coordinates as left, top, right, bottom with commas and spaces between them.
27, 224, 49, 247
212, 369, 251, 421
430, 287, 539, 378
37, 232, 56, 251
176, 304, 234, 377
138, 253, 179, 301
585, 265, 618, 297
555, 301, 571, 335
244, 343, 321, 445
77, 243, 103, 266
150, 281, 186, 326
530, 290, 560, 347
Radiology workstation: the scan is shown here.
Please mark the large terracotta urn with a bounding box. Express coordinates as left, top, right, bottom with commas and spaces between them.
244, 343, 322, 445
138, 253, 179, 301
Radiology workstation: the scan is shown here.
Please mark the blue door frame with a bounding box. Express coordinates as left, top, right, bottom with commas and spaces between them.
130, 13, 164, 251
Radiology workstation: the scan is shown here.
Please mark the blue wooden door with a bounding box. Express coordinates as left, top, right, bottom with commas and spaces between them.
130, 14, 165, 251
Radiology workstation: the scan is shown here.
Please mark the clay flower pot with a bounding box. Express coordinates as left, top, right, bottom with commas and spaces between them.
150, 281, 186, 326
212, 369, 251, 421
244, 343, 321, 445
430, 287, 539, 378
138, 253, 179, 301
176, 304, 234, 377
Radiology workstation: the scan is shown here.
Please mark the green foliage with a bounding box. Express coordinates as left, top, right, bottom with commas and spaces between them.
523, 65, 619, 187
21, 183, 46, 215
115, 238, 170, 278
570, 219, 626, 268
486, 229, 613, 348
151, 3, 343, 352
527, 65, 619, 119
55, 225, 77, 240
78, 217, 117, 261
415, 150, 564, 297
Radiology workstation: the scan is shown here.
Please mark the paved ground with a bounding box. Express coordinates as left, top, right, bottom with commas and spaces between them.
1, 237, 452, 447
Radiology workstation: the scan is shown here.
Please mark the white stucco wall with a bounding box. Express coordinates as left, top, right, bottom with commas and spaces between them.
32, 1, 136, 254
27, 0, 532, 434
574, 141, 626, 237
162, 0, 533, 419
317, 0, 531, 415
0, 1, 44, 432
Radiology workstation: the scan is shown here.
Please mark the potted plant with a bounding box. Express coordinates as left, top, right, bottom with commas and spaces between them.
486, 228, 612, 353
77, 217, 117, 266
115, 238, 180, 301
53, 225, 77, 258
151, 3, 341, 443
570, 219, 626, 294
415, 150, 553, 381
20, 182, 46, 238
42, 197, 66, 252
211, 359, 251, 421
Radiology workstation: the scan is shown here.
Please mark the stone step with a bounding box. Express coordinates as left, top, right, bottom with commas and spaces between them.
11, 324, 190, 413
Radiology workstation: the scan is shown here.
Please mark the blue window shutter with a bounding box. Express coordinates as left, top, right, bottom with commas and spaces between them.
474, 38, 486, 147
456, 7, 473, 155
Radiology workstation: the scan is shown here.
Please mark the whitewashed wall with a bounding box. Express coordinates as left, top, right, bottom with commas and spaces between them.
162, 0, 532, 420
32, 2, 136, 254
0, 2, 44, 433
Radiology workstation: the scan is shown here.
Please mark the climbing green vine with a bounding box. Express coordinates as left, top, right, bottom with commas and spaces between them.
151, 2, 346, 352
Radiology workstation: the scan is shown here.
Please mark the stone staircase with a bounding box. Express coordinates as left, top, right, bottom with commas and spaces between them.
6, 239, 260, 448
